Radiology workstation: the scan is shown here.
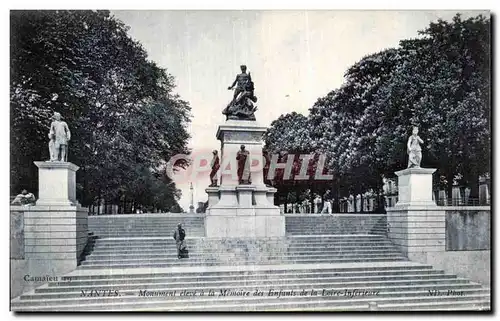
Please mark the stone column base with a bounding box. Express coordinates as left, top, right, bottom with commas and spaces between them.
205, 214, 284, 238
386, 206, 446, 258
395, 167, 436, 207
34, 161, 80, 206
205, 184, 282, 237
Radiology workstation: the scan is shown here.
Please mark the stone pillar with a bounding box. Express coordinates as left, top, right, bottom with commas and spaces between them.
479, 183, 489, 205
387, 167, 445, 260
10, 161, 88, 297
394, 168, 437, 207
29, 162, 88, 262
205, 187, 220, 211
34, 161, 79, 206
266, 187, 277, 206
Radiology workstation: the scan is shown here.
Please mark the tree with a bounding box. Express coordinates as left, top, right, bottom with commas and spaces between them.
10, 10, 191, 212
265, 13, 490, 210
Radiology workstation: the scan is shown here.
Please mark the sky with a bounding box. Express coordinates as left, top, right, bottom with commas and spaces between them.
111, 10, 488, 211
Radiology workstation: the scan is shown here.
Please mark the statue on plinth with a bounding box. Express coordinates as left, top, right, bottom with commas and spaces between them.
236, 145, 251, 184
48, 112, 71, 162
209, 150, 220, 187
407, 126, 424, 168
222, 65, 258, 121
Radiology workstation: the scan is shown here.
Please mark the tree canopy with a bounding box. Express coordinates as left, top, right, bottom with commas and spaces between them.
10, 10, 191, 212
264, 14, 491, 210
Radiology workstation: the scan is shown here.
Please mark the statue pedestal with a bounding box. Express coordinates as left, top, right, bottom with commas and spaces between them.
34, 161, 80, 206
205, 187, 220, 211
205, 120, 283, 237
394, 167, 437, 208
9, 161, 89, 297
387, 167, 443, 260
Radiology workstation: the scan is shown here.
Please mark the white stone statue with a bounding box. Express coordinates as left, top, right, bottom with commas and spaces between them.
48, 112, 71, 162
407, 126, 424, 168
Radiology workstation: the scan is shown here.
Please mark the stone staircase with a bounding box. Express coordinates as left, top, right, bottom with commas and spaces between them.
11, 213, 490, 311
78, 235, 407, 269
87, 214, 205, 238
285, 214, 387, 235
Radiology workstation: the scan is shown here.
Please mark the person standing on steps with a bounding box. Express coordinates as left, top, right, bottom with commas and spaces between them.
173, 223, 189, 259
321, 190, 333, 214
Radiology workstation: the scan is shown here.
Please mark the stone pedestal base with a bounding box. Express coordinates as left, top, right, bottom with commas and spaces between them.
206, 214, 285, 238
395, 167, 436, 207
388, 167, 443, 257
10, 203, 88, 298
205, 187, 220, 210
205, 185, 282, 237
386, 206, 445, 258
14, 205, 88, 261
34, 161, 80, 206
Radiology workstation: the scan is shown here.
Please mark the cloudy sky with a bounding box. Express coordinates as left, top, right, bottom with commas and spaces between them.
111, 10, 487, 211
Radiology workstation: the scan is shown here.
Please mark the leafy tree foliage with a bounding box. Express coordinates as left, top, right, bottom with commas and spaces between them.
10, 10, 191, 212
265, 14, 490, 210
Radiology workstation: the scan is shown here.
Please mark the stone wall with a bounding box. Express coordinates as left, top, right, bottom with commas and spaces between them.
386, 206, 490, 286
10, 211, 24, 259
445, 208, 490, 251
10, 205, 88, 299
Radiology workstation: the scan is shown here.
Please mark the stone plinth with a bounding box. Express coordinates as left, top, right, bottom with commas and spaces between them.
34, 161, 80, 206
216, 120, 268, 187
10, 161, 89, 298
394, 167, 436, 207
205, 120, 283, 237
266, 187, 277, 206
10, 204, 88, 298
388, 167, 441, 259
205, 187, 220, 212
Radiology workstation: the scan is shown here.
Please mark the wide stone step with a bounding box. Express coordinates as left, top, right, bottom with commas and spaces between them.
62, 264, 436, 280
48, 269, 449, 286
286, 230, 387, 233
160, 295, 490, 312
85, 249, 404, 257
91, 239, 394, 246
82, 253, 406, 266
89, 244, 396, 251
90, 241, 396, 248
90, 244, 397, 250
83, 252, 406, 262
24, 281, 482, 300
78, 258, 407, 269
86, 248, 401, 257
82, 252, 405, 261
36, 275, 466, 294
12, 289, 489, 309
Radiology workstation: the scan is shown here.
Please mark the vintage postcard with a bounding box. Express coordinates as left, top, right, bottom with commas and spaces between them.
9, 9, 491, 312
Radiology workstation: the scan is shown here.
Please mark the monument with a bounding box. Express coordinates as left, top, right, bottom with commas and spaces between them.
189, 182, 195, 213
205, 65, 283, 237
387, 126, 440, 259
10, 112, 88, 297
395, 126, 436, 207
